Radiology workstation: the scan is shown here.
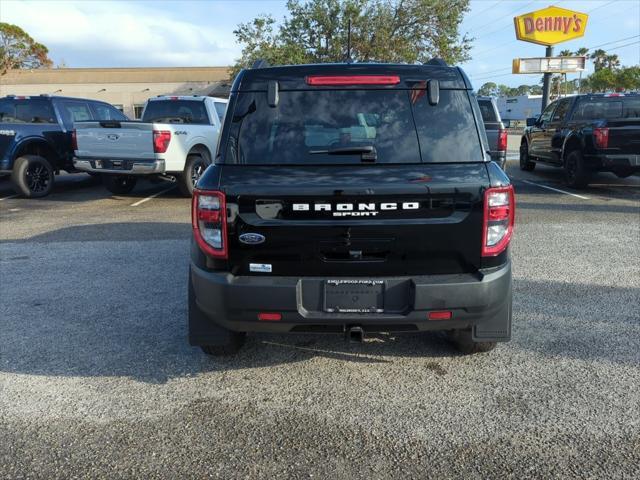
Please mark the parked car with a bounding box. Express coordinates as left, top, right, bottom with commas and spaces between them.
477, 96, 507, 169
520, 93, 640, 188
188, 61, 514, 356
0, 95, 128, 197
73, 96, 228, 196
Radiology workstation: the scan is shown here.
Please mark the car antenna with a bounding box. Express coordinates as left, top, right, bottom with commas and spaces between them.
345, 18, 353, 63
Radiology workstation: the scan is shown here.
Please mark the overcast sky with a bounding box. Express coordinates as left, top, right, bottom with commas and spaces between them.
2, 0, 639, 88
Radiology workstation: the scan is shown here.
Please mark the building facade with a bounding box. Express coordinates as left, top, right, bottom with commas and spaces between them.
0, 67, 231, 119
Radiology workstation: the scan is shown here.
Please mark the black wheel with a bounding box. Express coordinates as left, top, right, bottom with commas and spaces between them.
102, 175, 137, 195
11, 155, 54, 198
564, 150, 591, 189
189, 277, 245, 356
519, 142, 535, 171
448, 329, 497, 354
178, 155, 208, 197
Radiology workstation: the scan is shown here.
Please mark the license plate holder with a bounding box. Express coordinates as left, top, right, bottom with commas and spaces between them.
324, 280, 384, 313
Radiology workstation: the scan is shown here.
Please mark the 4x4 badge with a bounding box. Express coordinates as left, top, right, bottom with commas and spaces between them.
239, 233, 266, 245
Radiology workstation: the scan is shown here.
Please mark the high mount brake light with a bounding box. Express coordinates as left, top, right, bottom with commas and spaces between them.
593, 127, 609, 149
153, 130, 171, 153
305, 75, 401, 86
192, 190, 228, 259
482, 185, 515, 257
497, 128, 508, 152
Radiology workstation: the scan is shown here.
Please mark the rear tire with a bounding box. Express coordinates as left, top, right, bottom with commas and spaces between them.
564, 150, 590, 189
102, 175, 137, 194
178, 155, 208, 197
448, 329, 497, 354
189, 276, 245, 356
11, 155, 54, 198
519, 142, 535, 171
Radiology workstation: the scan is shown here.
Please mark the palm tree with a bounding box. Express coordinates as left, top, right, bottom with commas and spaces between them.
574, 47, 589, 57
559, 49, 572, 57
590, 49, 608, 71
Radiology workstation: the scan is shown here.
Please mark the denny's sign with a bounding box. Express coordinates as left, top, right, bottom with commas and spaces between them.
514, 6, 588, 46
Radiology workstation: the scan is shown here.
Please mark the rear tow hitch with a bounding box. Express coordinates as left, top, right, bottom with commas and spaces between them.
347, 326, 365, 343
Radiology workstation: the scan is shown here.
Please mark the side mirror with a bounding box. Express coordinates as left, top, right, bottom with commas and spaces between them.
526, 116, 539, 127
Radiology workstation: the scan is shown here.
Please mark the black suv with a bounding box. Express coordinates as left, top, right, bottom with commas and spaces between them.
0, 95, 128, 197
189, 62, 514, 355
520, 93, 640, 188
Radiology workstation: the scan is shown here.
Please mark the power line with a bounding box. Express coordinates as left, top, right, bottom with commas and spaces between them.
464, 0, 507, 27
587, 35, 640, 51
587, 0, 617, 14
606, 40, 640, 52
467, 0, 537, 36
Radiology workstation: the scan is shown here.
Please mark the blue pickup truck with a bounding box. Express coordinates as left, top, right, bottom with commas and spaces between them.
0, 95, 128, 197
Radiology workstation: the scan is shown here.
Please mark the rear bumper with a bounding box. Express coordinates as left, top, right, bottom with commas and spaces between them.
189, 261, 512, 343
588, 154, 640, 170
73, 158, 165, 175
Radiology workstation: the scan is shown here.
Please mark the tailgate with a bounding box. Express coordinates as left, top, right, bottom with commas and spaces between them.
75, 121, 155, 160
222, 164, 490, 277
606, 120, 640, 154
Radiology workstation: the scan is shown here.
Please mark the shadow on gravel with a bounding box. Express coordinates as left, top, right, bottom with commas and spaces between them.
0, 222, 191, 243
517, 201, 640, 215
1, 219, 638, 383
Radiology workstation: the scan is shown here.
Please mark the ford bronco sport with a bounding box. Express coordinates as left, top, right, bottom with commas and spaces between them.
189, 61, 514, 355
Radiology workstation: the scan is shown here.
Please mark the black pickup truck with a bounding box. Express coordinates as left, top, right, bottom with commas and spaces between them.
0, 95, 127, 197
520, 93, 640, 188
188, 61, 515, 356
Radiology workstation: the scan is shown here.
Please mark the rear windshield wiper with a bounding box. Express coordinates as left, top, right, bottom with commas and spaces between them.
309, 145, 377, 161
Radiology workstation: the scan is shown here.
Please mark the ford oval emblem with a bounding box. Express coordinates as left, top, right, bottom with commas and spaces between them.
239, 233, 265, 245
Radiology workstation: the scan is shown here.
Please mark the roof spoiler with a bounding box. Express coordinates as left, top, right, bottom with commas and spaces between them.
425, 58, 448, 67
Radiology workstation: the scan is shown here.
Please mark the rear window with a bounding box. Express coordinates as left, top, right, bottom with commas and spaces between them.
478, 99, 498, 122
142, 100, 209, 124
224, 88, 481, 164
0, 98, 56, 124
572, 97, 640, 120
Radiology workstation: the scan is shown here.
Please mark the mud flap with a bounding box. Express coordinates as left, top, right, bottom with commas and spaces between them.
472, 279, 512, 342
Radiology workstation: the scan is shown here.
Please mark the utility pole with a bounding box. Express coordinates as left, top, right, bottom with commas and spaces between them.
541, 45, 553, 110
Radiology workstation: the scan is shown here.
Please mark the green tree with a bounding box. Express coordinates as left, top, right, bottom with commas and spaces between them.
574, 47, 589, 57
477, 81, 497, 96
615, 66, 640, 91
231, 0, 472, 78
559, 49, 572, 57
584, 68, 617, 92
0, 22, 52, 75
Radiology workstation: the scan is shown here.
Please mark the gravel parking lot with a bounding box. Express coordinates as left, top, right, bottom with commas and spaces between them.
1, 154, 639, 478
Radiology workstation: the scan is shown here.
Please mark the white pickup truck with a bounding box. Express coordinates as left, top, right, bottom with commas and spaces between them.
73, 95, 227, 196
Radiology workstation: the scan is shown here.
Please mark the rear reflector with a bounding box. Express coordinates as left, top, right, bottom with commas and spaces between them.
428, 311, 452, 320
306, 75, 401, 86
258, 312, 282, 321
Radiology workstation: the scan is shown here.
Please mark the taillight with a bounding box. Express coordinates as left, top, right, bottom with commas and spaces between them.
497, 128, 507, 152
593, 127, 609, 149
153, 130, 171, 153
306, 75, 401, 86
192, 190, 227, 259
71, 129, 78, 151
482, 185, 515, 257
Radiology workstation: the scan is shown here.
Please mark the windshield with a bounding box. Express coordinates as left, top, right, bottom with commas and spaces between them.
225, 88, 482, 164
142, 100, 210, 124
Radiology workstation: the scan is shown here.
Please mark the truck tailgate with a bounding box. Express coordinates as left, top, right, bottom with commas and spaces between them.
75, 121, 156, 160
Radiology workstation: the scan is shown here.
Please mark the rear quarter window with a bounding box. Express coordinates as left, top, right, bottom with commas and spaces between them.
143, 100, 210, 124
573, 97, 640, 120
0, 99, 56, 124
478, 99, 498, 122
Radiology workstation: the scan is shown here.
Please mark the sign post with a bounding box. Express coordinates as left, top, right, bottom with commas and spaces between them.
541, 46, 553, 111
514, 5, 588, 111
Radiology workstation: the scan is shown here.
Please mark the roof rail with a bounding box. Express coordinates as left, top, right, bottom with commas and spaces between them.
252, 59, 270, 69
425, 58, 448, 67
